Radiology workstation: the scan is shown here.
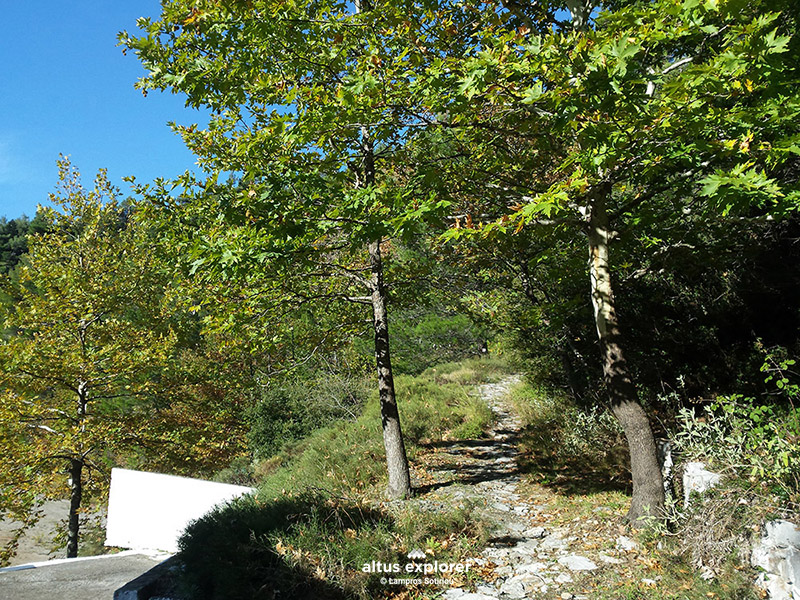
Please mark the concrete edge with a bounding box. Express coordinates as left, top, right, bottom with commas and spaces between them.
114, 554, 182, 600
0, 550, 171, 574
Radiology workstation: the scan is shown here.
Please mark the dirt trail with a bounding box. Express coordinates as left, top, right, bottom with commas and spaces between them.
411, 376, 636, 600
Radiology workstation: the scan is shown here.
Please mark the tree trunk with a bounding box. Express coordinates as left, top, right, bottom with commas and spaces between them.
356, 101, 411, 499
587, 193, 664, 525
369, 238, 413, 499
66, 459, 83, 558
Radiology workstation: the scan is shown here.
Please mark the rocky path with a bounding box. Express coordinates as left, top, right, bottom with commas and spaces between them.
411, 376, 638, 600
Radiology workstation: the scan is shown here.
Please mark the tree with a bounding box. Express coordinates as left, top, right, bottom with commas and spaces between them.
0, 158, 176, 559
0, 212, 49, 276
122, 0, 800, 521
416, 0, 800, 522
120, 0, 460, 499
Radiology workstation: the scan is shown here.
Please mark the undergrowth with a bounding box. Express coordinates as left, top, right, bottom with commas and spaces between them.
510, 380, 765, 600
177, 358, 503, 600
511, 380, 630, 495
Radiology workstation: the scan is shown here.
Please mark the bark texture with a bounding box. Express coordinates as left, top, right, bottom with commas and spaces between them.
369, 238, 413, 499
587, 194, 665, 524
66, 459, 83, 558
357, 114, 411, 499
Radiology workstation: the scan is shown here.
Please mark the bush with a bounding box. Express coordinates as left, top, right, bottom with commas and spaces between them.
177, 492, 391, 600
255, 364, 497, 499
248, 372, 371, 459
178, 490, 488, 600
360, 311, 489, 375
178, 360, 501, 600
674, 351, 800, 500
674, 397, 800, 496
511, 380, 629, 494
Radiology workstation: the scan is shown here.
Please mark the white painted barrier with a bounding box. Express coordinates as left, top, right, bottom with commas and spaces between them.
104, 468, 255, 553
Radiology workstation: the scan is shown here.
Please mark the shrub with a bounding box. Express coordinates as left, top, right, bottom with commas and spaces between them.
248, 372, 371, 460
385, 312, 489, 375
671, 350, 799, 480
177, 492, 391, 600
178, 490, 488, 600
674, 398, 800, 498
511, 380, 629, 493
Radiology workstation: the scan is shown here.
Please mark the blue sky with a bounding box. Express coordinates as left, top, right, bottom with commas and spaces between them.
0, 2, 207, 220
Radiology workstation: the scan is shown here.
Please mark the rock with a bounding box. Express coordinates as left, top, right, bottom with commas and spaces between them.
492, 502, 512, 512
499, 578, 527, 598
526, 526, 548, 539
555, 573, 574, 583
442, 589, 466, 599
641, 578, 657, 586
657, 438, 674, 498
561, 593, 574, 600
541, 533, 568, 551
683, 461, 722, 507
516, 562, 547, 574
511, 542, 539, 558
598, 553, 624, 564
751, 519, 800, 600
616, 535, 639, 552
557, 555, 598, 571
476, 584, 497, 595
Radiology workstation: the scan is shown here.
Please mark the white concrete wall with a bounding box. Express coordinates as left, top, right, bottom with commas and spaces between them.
104, 468, 254, 553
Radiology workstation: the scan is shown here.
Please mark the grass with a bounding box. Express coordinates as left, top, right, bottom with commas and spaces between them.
177, 358, 502, 600
510, 379, 763, 600
577, 539, 758, 600
511, 380, 631, 495
253, 368, 495, 501
421, 355, 513, 386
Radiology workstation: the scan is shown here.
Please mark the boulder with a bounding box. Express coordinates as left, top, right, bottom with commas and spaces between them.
682, 462, 722, 508
751, 520, 800, 600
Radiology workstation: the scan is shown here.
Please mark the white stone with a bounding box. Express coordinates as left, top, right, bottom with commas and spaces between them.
616, 535, 639, 552
499, 579, 526, 598
517, 562, 548, 574
458, 594, 499, 600
683, 461, 722, 507
558, 555, 598, 571
513, 540, 539, 553
598, 553, 624, 564
526, 527, 548, 539
556, 573, 574, 583
751, 520, 800, 600
657, 438, 674, 496
541, 534, 568, 550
